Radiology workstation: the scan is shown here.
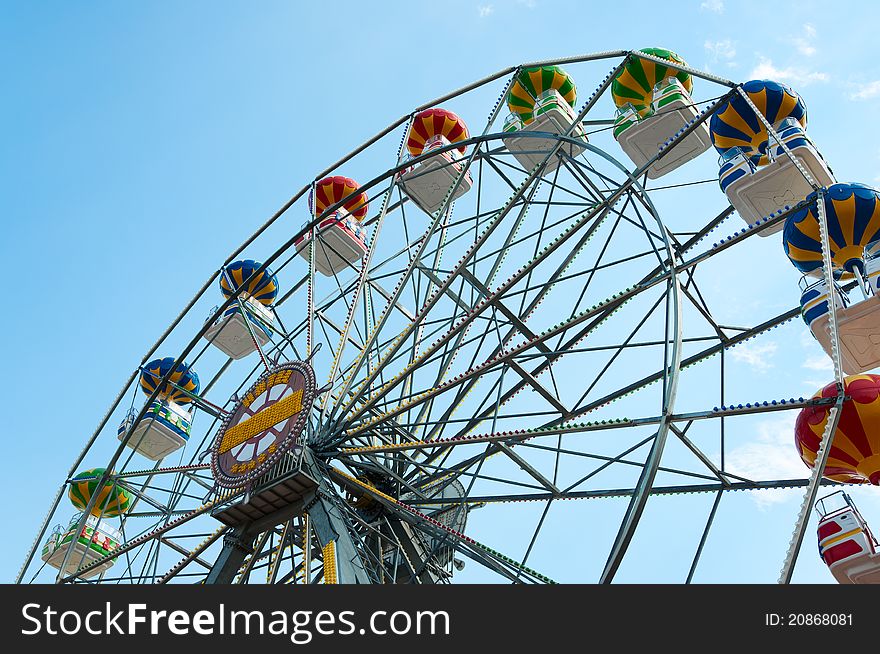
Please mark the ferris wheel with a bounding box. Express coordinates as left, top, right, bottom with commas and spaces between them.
19, 48, 880, 585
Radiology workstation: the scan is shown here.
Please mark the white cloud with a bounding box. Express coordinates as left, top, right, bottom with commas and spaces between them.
700, 0, 724, 13
749, 57, 828, 87
799, 328, 817, 349
726, 414, 807, 508
792, 39, 816, 57
704, 39, 738, 71
789, 24, 818, 57
704, 38, 736, 64
850, 80, 880, 101
803, 382, 830, 393
799, 330, 832, 376
729, 341, 778, 373
802, 354, 832, 372
478, 4, 494, 17
727, 416, 880, 512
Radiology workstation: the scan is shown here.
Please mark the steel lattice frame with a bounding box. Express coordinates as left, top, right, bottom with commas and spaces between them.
18, 51, 845, 585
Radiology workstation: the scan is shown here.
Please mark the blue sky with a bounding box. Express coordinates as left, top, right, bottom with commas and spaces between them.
4, 0, 880, 583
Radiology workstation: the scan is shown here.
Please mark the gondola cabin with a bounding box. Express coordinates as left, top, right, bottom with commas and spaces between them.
204, 299, 274, 359
837, 252, 880, 374
117, 358, 199, 461
41, 513, 122, 579
502, 66, 588, 173
711, 80, 834, 234
718, 119, 834, 233
295, 214, 367, 276
204, 260, 278, 359
295, 176, 369, 276
612, 49, 711, 179
795, 374, 880, 487
800, 272, 880, 375
799, 277, 848, 366
118, 400, 192, 461
41, 470, 130, 578
816, 491, 880, 584
398, 108, 473, 215
787, 186, 880, 373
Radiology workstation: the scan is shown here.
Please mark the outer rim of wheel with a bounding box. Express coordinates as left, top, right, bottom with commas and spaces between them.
27, 49, 824, 584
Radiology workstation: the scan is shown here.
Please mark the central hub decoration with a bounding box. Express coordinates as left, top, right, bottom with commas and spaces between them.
211, 360, 316, 488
